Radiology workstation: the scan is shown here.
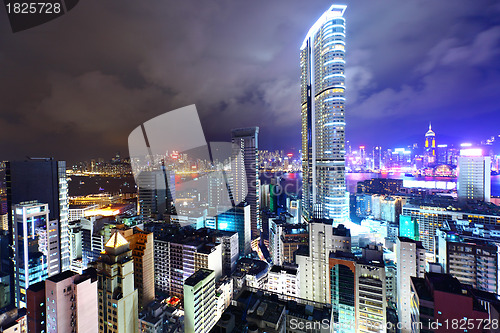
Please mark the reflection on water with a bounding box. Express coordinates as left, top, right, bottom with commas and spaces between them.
68, 172, 500, 198
345, 172, 500, 196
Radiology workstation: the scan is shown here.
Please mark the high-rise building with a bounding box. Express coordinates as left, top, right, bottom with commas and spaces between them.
215, 277, 233, 321
26, 281, 45, 333
231, 127, 260, 238
423, 123, 436, 167
297, 219, 350, 303
356, 261, 386, 332
26, 270, 98, 333
183, 269, 216, 333
436, 228, 498, 294
385, 259, 398, 309
208, 229, 239, 276
329, 253, 356, 333
137, 169, 176, 219
6, 159, 69, 306
287, 196, 300, 224
216, 203, 251, 257
12, 202, 60, 308
402, 202, 500, 253
301, 5, 348, 223
44, 270, 98, 333
154, 232, 222, 298
396, 237, 426, 333
92, 232, 138, 333
68, 217, 94, 273
410, 273, 490, 332
208, 171, 231, 217
373, 146, 382, 170
402, 204, 454, 253
457, 149, 491, 203
329, 249, 387, 333
114, 225, 155, 310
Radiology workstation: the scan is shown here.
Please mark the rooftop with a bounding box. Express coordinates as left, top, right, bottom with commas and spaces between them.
184, 268, 214, 287
27, 281, 45, 292
235, 258, 269, 278
301, 4, 347, 50
333, 224, 351, 237
47, 270, 77, 283
398, 236, 425, 249
295, 245, 309, 257
308, 218, 334, 226
270, 263, 298, 275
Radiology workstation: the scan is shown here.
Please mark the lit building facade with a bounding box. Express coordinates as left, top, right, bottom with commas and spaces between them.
402, 203, 500, 254
92, 232, 138, 333
457, 150, 491, 203
329, 254, 356, 333
12, 202, 60, 308
436, 229, 498, 294
7, 159, 69, 306
423, 123, 436, 167
399, 215, 419, 240
137, 170, 176, 219
301, 4, 348, 223
114, 225, 155, 310
396, 237, 426, 333
216, 203, 251, 257
154, 236, 222, 298
231, 127, 260, 238
183, 269, 216, 333
44, 270, 98, 333
329, 250, 387, 333
373, 146, 382, 170
297, 219, 350, 303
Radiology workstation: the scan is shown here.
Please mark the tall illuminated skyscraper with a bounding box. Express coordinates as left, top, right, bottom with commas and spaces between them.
423, 123, 436, 167
231, 127, 260, 238
301, 4, 348, 223
7, 159, 69, 273
12, 202, 60, 308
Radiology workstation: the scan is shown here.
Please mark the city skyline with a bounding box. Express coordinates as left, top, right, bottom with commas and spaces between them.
1, 2, 500, 332
1, 0, 500, 163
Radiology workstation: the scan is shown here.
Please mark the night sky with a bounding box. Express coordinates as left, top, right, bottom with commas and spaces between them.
1, 0, 500, 163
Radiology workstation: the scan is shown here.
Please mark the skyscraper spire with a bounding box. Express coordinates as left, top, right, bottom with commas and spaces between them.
425, 122, 435, 137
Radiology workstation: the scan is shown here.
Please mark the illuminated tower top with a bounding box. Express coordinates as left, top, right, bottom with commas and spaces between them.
425, 122, 435, 137
424, 122, 436, 167
301, 4, 347, 50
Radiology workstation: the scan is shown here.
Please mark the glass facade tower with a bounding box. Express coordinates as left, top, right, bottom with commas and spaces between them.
301, 5, 348, 223
13, 202, 60, 308
230, 128, 260, 238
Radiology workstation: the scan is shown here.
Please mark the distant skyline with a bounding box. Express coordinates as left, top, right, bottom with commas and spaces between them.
1, 0, 500, 163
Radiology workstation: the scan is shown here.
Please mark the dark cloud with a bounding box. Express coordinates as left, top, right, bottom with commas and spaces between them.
1, 0, 500, 163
